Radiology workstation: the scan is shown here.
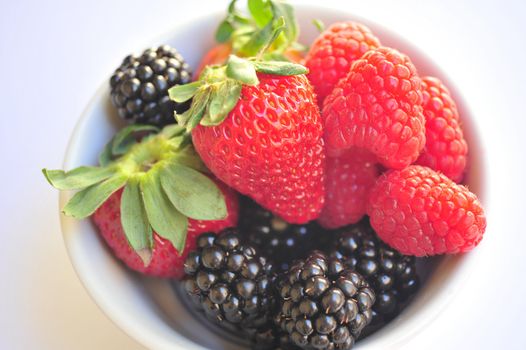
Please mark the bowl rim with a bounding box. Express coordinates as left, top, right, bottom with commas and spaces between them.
59, 4, 488, 350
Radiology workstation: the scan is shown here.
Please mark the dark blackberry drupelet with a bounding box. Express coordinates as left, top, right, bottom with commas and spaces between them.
239, 197, 324, 274
276, 252, 375, 350
248, 321, 302, 350
183, 229, 276, 345
329, 219, 419, 332
110, 45, 192, 126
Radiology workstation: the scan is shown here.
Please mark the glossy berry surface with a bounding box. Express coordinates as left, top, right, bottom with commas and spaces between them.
246, 321, 302, 350
416, 76, 468, 183
275, 252, 375, 350
367, 165, 486, 256
318, 148, 379, 229
92, 180, 238, 278
110, 45, 192, 126
329, 220, 419, 329
192, 73, 325, 224
239, 197, 325, 273
322, 47, 425, 169
183, 230, 275, 336
305, 21, 381, 106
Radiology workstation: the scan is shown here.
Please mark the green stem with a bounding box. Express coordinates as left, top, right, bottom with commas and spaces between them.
256, 16, 286, 60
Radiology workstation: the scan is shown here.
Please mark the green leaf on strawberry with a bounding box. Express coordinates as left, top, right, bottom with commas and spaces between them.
238, 13, 282, 56
141, 169, 188, 253
43, 125, 228, 265
225, 55, 260, 85
43, 166, 116, 190
121, 178, 153, 264
63, 174, 128, 219
247, 0, 273, 28
215, 19, 235, 43
204, 79, 242, 126
253, 59, 307, 75
178, 88, 212, 132
168, 81, 201, 104
160, 164, 227, 221
169, 53, 306, 131
269, 0, 298, 46
111, 124, 160, 156
312, 19, 325, 33
215, 0, 301, 59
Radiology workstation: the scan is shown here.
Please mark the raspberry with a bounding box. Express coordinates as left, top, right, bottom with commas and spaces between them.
322, 47, 426, 169
367, 165, 486, 256
318, 148, 379, 229
415, 76, 468, 183
305, 21, 381, 106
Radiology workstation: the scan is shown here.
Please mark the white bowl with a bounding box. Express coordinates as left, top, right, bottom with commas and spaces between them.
60, 5, 487, 350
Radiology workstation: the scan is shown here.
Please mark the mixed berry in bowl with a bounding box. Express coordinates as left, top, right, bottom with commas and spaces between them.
43, 1, 486, 349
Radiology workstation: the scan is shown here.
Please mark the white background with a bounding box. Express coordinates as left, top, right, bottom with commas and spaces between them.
1, 0, 525, 349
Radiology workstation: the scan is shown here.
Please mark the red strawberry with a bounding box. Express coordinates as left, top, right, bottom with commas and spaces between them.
416, 76, 468, 183
318, 148, 379, 229
322, 47, 426, 169
190, 72, 325, 223
93, 181, 238, 278
44, 125, 238, 278
169, 15, 325, 223
305, 21, 381, 106
367, 165, 486, 256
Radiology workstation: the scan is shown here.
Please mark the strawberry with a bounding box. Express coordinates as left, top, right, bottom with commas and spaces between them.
171, 57, 325, 224
169, 10, 325, 224
44, 125, 238, 278
193, 72, 324, 223
93, 181, 237, 278
318, 148, 379, 229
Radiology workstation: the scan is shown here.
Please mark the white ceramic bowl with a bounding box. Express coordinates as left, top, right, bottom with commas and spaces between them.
60, 5, 486, 350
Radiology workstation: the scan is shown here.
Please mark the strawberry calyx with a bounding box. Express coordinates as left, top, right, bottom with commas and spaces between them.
169, 17, 308, 132
170, 54, 307, 131
216, 0, 305, 60
43, 124, 227, 265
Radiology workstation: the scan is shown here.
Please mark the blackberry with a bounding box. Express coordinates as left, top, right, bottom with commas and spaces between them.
329, 219, 419, 331
276, 252, 375, 350
239, 197, 324, 273
110, 45, 192, 126
183, 229, 276, 342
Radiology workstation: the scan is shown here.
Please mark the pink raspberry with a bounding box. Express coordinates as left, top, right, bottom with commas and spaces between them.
305, 21, 381, 106
318, 148, 379, 229
367, 165, 486, 256
322, 47, 426, 169
416, 76, 468, 183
